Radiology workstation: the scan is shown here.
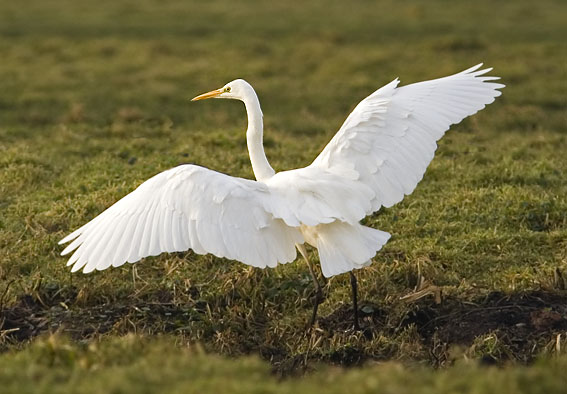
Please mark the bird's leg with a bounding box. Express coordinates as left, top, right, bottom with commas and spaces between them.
306, 262, 324, 327
296, 243, 323, 327
350, 271, 361, 331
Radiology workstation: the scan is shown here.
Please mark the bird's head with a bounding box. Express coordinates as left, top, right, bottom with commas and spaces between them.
191, 79, 253, 102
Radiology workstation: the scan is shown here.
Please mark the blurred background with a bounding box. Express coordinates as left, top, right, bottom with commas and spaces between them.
1, 0, 564, 135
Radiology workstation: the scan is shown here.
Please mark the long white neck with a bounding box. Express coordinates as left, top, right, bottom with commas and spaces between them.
242, 90, 275, 181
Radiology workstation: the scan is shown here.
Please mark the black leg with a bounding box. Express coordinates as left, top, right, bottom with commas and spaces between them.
307, 256, 324, 327
350, 271, 360, 330
297, 243, 324, 327
309, 287, 323, 327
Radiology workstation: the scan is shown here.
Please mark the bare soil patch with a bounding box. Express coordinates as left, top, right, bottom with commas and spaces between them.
2, 287, 566, 374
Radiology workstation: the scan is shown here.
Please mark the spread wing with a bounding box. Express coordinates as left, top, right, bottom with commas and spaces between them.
312, 64, 504, 213
59, 165, 302, 273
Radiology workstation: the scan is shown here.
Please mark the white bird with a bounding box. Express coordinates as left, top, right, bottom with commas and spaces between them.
59, 64, 504, 328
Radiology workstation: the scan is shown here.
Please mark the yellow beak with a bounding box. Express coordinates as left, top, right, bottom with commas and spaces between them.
191, 88, 224, 101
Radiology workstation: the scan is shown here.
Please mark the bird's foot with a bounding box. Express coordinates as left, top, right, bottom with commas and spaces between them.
352, 316, 361, 331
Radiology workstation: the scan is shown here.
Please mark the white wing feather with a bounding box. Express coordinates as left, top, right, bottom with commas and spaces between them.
313, 64, 504, 213
59, 165, 302, 273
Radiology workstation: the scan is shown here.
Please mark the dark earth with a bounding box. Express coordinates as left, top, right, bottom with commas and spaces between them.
2, 280, 566, 376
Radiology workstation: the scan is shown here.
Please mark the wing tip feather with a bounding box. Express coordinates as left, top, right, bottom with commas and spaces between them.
462, 63, 483, 74
59, 232, 78, 245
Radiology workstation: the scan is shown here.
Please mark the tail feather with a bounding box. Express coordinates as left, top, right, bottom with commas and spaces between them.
316, 222, 390, 277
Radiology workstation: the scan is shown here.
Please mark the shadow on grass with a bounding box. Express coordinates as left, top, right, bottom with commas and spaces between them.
2, 285, 566, 375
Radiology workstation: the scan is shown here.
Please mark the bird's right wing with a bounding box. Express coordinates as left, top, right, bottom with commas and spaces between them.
59, 165, 302, 273
312, 64, 504, 214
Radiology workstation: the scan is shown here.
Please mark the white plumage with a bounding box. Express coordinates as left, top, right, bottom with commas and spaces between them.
60, 64, 504, 278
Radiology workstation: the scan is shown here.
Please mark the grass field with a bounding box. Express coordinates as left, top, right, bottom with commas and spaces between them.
1, 0, 566, 392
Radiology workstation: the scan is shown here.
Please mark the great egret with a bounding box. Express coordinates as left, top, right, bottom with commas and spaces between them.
59, 64, 504, 328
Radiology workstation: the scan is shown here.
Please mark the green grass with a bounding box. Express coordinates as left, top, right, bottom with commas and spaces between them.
1, 0, 566, 392
1, 334, 566, 394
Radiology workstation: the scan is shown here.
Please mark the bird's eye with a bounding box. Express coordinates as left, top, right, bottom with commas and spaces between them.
225, 87, 231, 92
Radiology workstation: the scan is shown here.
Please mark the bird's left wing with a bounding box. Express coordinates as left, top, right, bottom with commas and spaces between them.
312, 64, 504, 214
59, 165, 302, 273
